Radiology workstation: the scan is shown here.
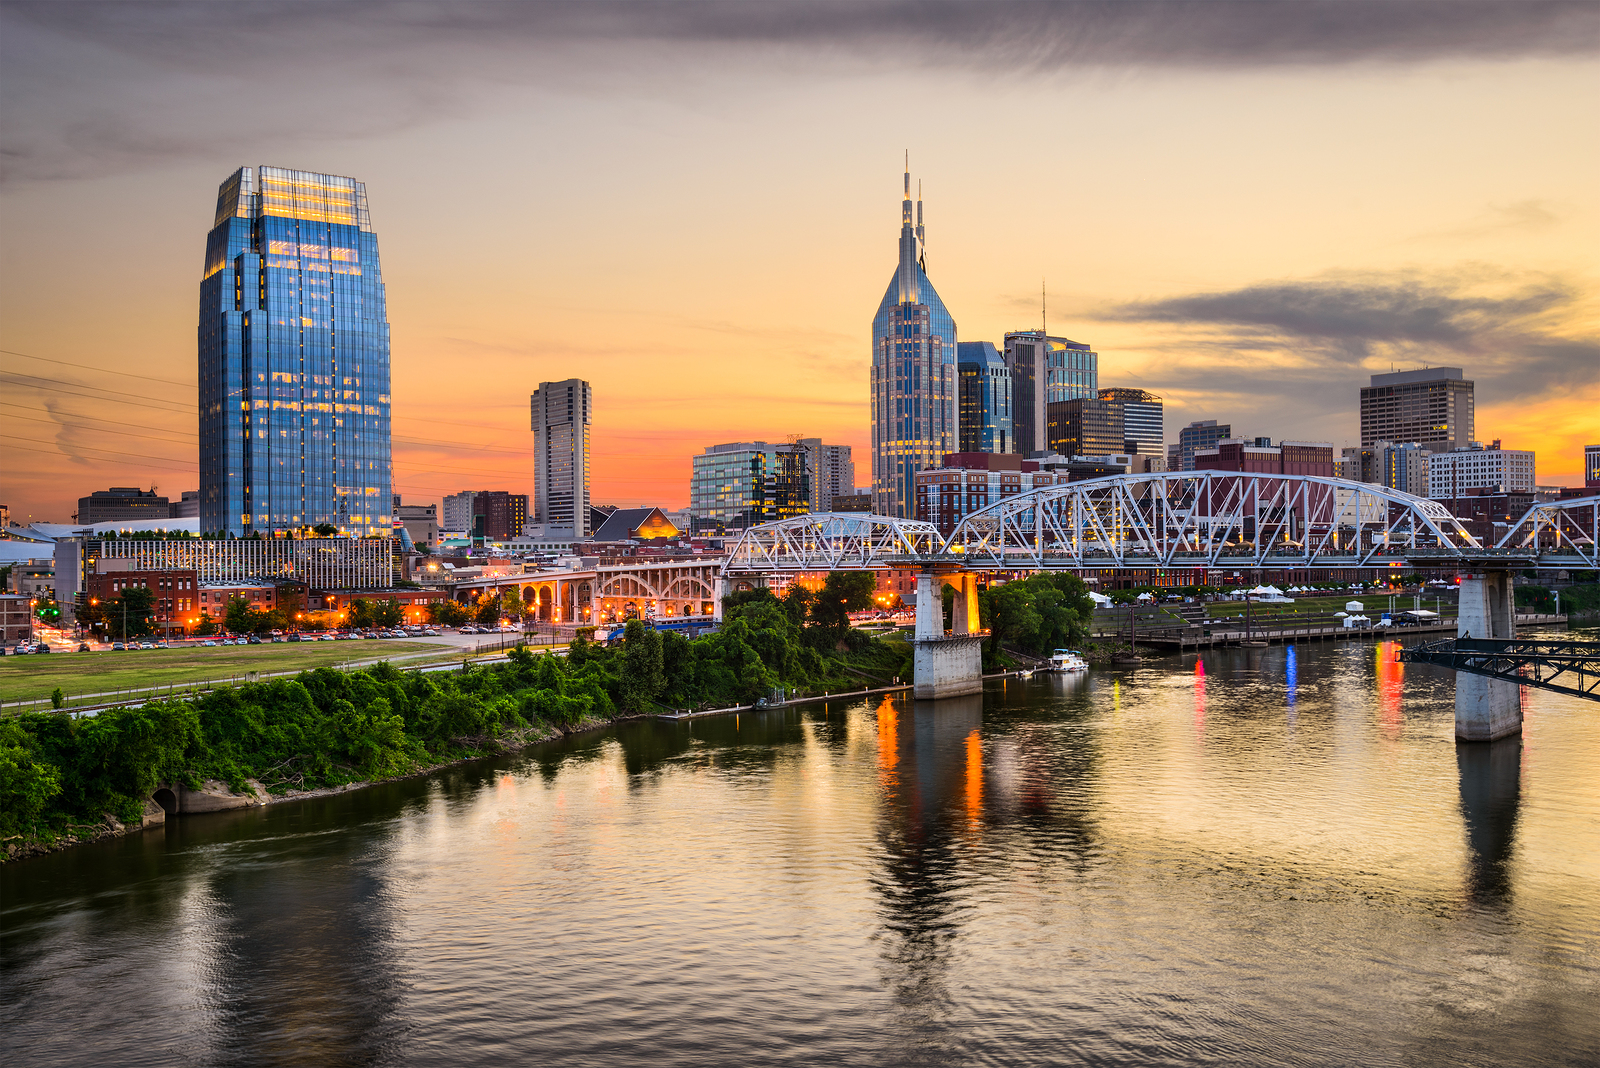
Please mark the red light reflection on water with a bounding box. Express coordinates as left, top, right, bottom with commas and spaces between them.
1376, 642, 1404, 739
1194, 658, 1206, 734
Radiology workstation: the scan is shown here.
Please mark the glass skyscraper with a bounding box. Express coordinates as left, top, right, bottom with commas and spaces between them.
199, 166, 391, 537
1004, 331, 1098, 456
871, 164, 957, 517
957, 341, 1013, 454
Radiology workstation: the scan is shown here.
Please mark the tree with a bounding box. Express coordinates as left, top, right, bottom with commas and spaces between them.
807, 571, 877, 640
501, 588, 524, 623
312, 523, 339, 536
106, 587, 155, 640
348, 598, 373, 629
224, 595, 263, 635
193, 611, 219, 636
373, 597, 404, 628
474, 595, 501, 627
429, 600, 470, 627
618, 619, 665, 711
980, 574, 1093, 656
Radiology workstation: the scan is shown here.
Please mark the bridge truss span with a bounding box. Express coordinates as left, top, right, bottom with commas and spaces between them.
945, 472, 1482, 570
1496, 494, 1599, 567
722, 512, 941, 575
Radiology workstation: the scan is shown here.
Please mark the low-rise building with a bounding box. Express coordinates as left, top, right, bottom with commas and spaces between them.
398, 503, 440, 548
1427, 440, 1536, 499
1, 594, 33, 643
77, 487, 169, 525
914, 452, 1063, 536
1194, 439, 1335, 477
86, 565, 201, 636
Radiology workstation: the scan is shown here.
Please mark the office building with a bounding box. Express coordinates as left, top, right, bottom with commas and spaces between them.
1175, 420, 1232, 471
1, 595, 33, 644
170, 491, 200, 519
1338, 441, 1433, 496
797, 438, 855, 513
957, 341, 1013, 454
1004, 331, 1098, 455
397, 503, 439, 548
1427, 441, 1536, 499
913, 452, 1064, 536
1194, 439, 1335, 477
871, 163, 958, 517
1587, 444, 1600, 488
690, 441, 811, 533
531, 378, 592, 537
1099, 388, 1163, 454
1046, 396, 1125, 458
440, 491, 527, 541
442, 491, 475, 534
1360, 368, 1474, 450
78, 488, 170, 525
200, 166, 392, 537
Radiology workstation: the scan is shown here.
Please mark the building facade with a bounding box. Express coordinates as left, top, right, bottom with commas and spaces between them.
1193, 439, 1335, 477
1427, 441, 1536, 499
957, 341, 1013, 455
86, 566, 201, 636
0, 595, 32, 644
1004, 331, 1098, 456
93, 535, 393, 589
1175, 420, 1232, 471
78, 488, 170, 525
199, 166, 392, 537
397, 503, 439, 548
531, 378, 592, 537
871, 165, 957, 518
1360, 367, 1474, 451
1099, 388, 1163, 453
913, 452, 1063, 536
1587, 443, 1600, 488
1046, 397, 1125, 458
690, 442, 811, 533
797, 438, 855, 514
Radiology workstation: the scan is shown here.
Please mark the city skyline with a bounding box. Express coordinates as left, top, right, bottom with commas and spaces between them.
2, 3, 1597, 522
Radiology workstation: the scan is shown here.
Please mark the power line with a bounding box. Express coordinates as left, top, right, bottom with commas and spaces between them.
0, 347, 190, 387
3, 410, 198, 448
0, 372, 197, 414
0, 442, 197, 474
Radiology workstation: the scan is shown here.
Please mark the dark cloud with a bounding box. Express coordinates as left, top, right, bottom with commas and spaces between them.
12, 1, 1599, 69
1096, 269, 1598, 438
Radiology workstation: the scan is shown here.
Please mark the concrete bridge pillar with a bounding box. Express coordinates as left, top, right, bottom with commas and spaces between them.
911, 570, 983, 700
1456, 570, 1522, 742
714, 575, 731, 622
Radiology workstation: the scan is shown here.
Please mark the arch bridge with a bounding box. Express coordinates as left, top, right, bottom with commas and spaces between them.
723, 474, 1595, 575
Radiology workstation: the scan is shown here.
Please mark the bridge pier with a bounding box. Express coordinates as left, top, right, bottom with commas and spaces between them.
912, 571, 984, 700
1456, 570, 1522, 742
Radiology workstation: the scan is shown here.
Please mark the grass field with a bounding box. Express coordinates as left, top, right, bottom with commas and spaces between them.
0, 641, 457, 708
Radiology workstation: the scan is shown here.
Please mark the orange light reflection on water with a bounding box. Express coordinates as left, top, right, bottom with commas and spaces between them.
1376, 642, 1404, 739
1194, 658, 1207, 736
964, 729, 982, 833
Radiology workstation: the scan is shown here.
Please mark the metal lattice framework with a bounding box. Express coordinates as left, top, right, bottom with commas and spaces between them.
944, 472, 1481, 570
722, 512, 941, 575
1495, 495, 1599, 567
1401, 637, 1600, 701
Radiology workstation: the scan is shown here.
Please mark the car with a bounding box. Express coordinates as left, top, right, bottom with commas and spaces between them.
78, 642, 91, 652
271, 635, 285, 643
248, 635, 263, 644
34, 644, 51, 653
112, 641, 126, 651
202, 639, 217, 647
363, 632, 379, 639
423, 629, 441, 637
287, 634, 302, 642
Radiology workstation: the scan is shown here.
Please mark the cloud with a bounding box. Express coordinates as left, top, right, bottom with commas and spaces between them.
1412, 200, 1568, 242
4, 1, 1596, 182
1095, 268, 1599, 441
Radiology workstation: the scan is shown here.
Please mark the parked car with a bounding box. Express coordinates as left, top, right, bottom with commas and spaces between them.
287, 634, 302, 642
112, 641, 126, 651
271, 635, 285, 643
78, 642, 91, 652
202, 639, 217, 647
33, 644, 51, 653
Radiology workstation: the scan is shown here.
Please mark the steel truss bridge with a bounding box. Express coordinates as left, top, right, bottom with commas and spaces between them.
721, 473, 1599, 575
1401, 637, 1600, 701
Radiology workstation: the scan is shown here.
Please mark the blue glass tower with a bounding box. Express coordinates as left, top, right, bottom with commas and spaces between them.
957, 341, 1013, 454
871, 163, 957, 517
199, 167, 391, 537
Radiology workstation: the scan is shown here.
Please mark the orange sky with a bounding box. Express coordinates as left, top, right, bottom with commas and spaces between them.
2, 5, 1596, 523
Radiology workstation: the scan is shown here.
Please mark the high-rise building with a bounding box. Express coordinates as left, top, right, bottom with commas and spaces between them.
957, 342, 1013, 455
1175, 420, 1232, 471
442, 491, 475, 534
1004, 331, 1098, 455
1427, 440, 1536, 499
441, 491, 528, 540
78, 488, 170, 525
689, 441, 810, 533
1046, 397, 1125, 458
797, 438, 855, 513
1360, 368, 1474, 450
1099, 388, 1163, 454
871, 163, 958, 517
1586, 444, 1599, 488
531, 379, 592, 537
200, 166, 392, 537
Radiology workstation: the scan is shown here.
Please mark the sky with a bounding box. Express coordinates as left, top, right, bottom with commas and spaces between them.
1, 0, 1597, 524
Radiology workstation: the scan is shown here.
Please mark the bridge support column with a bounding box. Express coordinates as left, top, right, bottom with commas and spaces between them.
713, 575, 731, 623
912, 571, 983, 700
1456, 570, 1521, 742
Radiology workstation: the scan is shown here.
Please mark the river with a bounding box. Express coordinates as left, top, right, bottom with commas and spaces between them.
3, 636, 1597, 1067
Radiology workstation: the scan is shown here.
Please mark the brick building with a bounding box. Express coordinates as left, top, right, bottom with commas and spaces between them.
0, 594, 33, 643
914, 452, 1063, 536
1193, 439, 1335, 477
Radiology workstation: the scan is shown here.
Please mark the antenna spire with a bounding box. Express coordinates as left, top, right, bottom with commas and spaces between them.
1042, 279, 1048, 337
904, 150, 910, 199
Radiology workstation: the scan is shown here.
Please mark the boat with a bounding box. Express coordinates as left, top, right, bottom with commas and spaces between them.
1045, 649, 1089, 673
1016, 669, 1034, 679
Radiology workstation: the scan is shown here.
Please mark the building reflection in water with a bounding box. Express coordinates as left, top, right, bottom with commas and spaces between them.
870, 695, 984, 1055
1457, 737, 1522, 908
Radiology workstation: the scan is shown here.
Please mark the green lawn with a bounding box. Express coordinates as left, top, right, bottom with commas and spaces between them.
0, 641, 454, 708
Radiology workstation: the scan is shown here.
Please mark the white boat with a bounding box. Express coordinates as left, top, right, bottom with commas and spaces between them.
1045, 649, 1088, 673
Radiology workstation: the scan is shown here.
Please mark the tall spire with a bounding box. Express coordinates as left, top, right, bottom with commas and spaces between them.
1042, 279, 1047, 337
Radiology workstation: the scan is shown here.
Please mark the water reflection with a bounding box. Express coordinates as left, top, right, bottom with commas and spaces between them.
1457, 737, 1522, 907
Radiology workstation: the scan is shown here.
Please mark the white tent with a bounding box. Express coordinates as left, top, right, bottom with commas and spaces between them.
1136, 592, 1155, 601
1345, 600, 1365, 612
1089, 591, 1113, 606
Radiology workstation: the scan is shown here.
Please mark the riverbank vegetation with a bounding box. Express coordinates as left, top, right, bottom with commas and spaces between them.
0, 590, 912, 856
